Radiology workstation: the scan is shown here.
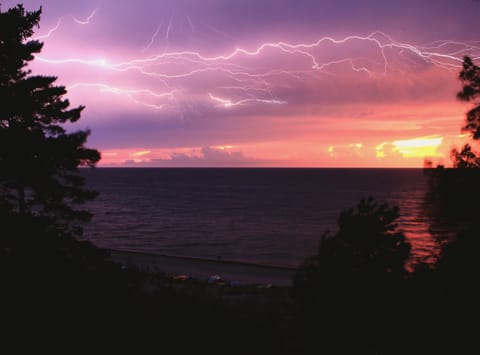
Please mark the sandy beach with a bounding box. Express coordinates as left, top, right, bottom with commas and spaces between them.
107, 249, 296, 287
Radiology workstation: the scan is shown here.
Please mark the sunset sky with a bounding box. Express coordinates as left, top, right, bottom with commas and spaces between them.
4, 0, 480, 167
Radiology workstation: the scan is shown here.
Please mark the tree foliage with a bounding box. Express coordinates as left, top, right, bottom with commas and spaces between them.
0, 4, 100, 235
458, 56, 480, 139
416, 57, 480, 352
447, 56, 480, 167
293, 197, 411, 352
450, 143, 480, 168
295, 197, 410, 289
424, 57, 480, 221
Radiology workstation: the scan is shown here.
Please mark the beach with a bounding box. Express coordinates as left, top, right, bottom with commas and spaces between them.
107, 249, 296, 287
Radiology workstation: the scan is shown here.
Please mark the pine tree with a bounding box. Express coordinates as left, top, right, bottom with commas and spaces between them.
0, 4, 100, 235
458, 56, 480, 140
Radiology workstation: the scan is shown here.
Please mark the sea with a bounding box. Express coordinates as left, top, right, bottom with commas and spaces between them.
81, 168, 442, 269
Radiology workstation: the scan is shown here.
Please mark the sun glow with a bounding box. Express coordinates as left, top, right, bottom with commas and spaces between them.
393, 136, 443, 158
131, 150, 151, 157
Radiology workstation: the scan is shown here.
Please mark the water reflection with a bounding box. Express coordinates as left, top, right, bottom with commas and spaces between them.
390, 187, 460, 266
82, 168, 455, 268
396, 169, 479, 269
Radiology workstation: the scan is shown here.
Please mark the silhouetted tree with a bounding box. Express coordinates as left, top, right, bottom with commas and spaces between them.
416, 56, 480, 352
458, 56, 480, 139
424, 57, 480, 221
294, 197, 411, 353
450, 143, 480, 168
437, 58, 480, 289
0, 4, 100, 235
444, 55, 480, 167
295, 197, 411, 295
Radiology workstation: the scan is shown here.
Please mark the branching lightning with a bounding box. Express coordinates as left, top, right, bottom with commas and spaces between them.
33, 7, 99, 40
33, 8, 480, 114
67, 83, 175, 110
208, 93, 286, 108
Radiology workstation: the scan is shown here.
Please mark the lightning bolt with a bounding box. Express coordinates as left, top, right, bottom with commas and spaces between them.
186, 16, 195, 33
34, 23, 480, 113
72, 8, 98, 25
202, 23, 235, 40
208, 93, 286, 108
142, 22, 162, 52
67, 83, 176, 110
33, 7, 99, 40
34, 18, 62, 40
164, 15, 173, 53
68, 82, 175, 98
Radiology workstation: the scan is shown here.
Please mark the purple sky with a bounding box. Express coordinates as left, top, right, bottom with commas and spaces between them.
3, 0, 480, 166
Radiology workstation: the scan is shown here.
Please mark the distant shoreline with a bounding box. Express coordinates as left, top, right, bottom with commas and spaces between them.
108, 248, 297, 270
85, 166, 425, 170
107, 248, 296, 287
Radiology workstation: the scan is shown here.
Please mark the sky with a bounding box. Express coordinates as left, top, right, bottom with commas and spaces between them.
3, 0, 480, 167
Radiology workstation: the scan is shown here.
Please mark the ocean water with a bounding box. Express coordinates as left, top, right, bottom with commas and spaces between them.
81, 168, 439, 268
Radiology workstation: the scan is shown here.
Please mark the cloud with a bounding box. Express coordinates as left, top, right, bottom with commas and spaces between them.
375, 142, 402, 160
115, 146, 267, 167
131, 150, 151, 157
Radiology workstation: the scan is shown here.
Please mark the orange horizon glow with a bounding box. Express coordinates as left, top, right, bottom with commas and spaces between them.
96, 131, 469, 168
95, 99, 471, 168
